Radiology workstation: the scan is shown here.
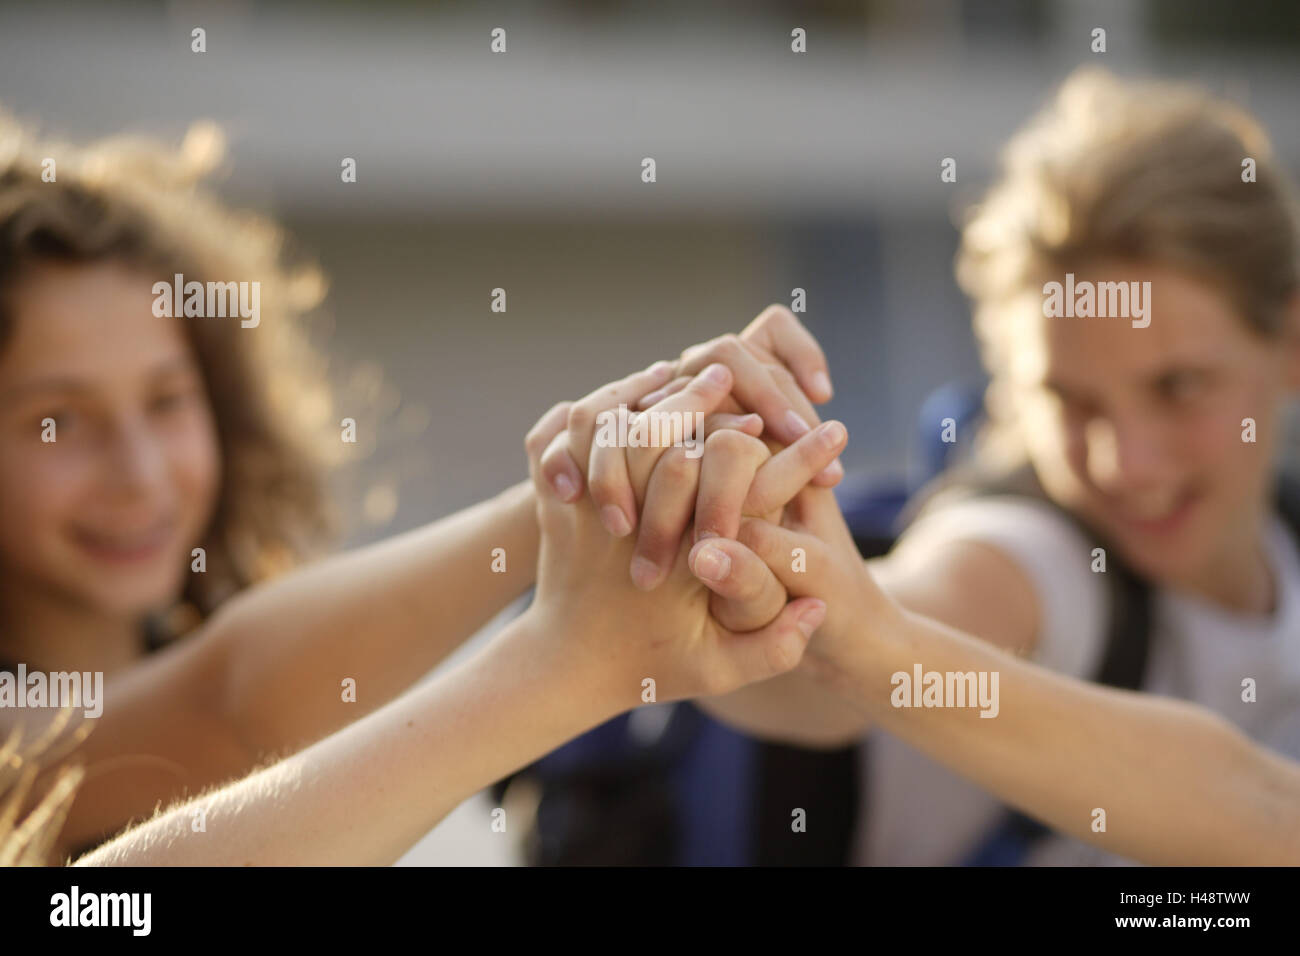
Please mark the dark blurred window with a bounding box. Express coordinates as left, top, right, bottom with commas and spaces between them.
957, 0, 1049, 41
1147, 0, 1300, 50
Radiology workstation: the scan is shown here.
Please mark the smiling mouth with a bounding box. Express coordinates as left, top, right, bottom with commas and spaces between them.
1112, 488, 1199, 535
71, 520, 177, 564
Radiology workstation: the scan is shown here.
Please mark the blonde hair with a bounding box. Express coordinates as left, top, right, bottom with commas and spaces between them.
957, 68, 1300, 463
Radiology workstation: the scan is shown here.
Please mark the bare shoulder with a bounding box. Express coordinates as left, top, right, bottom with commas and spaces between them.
869, 535, 1040, 656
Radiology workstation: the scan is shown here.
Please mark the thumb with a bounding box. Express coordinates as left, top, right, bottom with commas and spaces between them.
715, 596, 826, 689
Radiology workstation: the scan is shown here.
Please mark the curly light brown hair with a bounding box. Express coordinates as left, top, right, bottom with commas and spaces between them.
0, 109, 338, 627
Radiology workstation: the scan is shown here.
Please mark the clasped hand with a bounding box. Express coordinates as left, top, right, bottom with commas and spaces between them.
521, 306, 866, 712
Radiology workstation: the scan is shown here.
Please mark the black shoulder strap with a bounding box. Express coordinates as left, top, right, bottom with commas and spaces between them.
912, 461, 1153, 691
1090, 470, 1300, 691
1093, 558, 1152, 690
1274, 473, 1300, 541
962, 473, 1300, 863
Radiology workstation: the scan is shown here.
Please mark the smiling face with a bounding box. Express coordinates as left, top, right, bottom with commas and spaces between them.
1009, 261, 1300, 591
0, 261, 222, 618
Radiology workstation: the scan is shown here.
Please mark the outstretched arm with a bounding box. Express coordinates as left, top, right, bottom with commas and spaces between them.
75, 611, 617, 867
77, 364, 836, 866
845, 602, 1300, 865
737, 497, 1300, 865
42, 477, 541, 859
52, 312, 834, 858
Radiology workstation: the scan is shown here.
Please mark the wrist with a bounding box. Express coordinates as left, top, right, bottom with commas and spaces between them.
498, 477, 536, 513
803, 577, 907, 721
498, 479, 540, 584
499, 478, 538, 534
508, 605, 632, 727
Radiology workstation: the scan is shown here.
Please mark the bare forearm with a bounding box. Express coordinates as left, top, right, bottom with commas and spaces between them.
76, 611, 616, 867
215, 479, 539, 754
696, 668, 870, 748
840, 607, 1300, 865
52, 482, 540, 856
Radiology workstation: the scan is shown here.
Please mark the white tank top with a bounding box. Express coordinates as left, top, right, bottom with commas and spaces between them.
854, 496, 1300, 866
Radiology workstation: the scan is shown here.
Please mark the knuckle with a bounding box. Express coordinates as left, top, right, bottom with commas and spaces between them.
703, 427, 755, 456
765, 362, 797, 387
693, 334, 736, 367
764, 632, 804, 675
658, 447, 698, 485
737, 516, 775, 556
759, 303, 795, 327
636, 520, 677, 560
661, 376, 691, 401
586, 468, 623, 504
683, 339, 717, 365
567, 402, 595, 435
537, 440, 566, 475
710, 333, 746, 365
693, 497, 730, 536
744, 487, 777, 519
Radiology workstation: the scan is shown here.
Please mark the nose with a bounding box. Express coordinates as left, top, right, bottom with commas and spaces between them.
1082, 411, 1167, 495
101, 415, 169, 498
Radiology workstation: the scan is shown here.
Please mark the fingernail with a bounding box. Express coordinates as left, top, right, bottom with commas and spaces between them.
600, 504, 632, 537
693, 545, 731, 582
552, 473, 578, 501
630, 556, 662, 590
784, 409, 811, 437
819, 421, 847, 449
797, 601, 827, 637
817, 459, 844, 483
811, 371, 833, 400
640, 387, 667, 407
695, 528, 720, 542
649, 360, 675, 379
704, 363, 730, 386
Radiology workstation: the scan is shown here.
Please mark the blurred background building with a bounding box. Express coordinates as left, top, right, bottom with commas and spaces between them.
3, 0, 1298, 863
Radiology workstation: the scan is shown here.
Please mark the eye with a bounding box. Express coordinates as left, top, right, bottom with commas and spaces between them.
148, 383, 198, 415
1043, 383, 1095, 420
149, 392, 183, 413
1156, 370, 1209, 403
38, 408, 76, 430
